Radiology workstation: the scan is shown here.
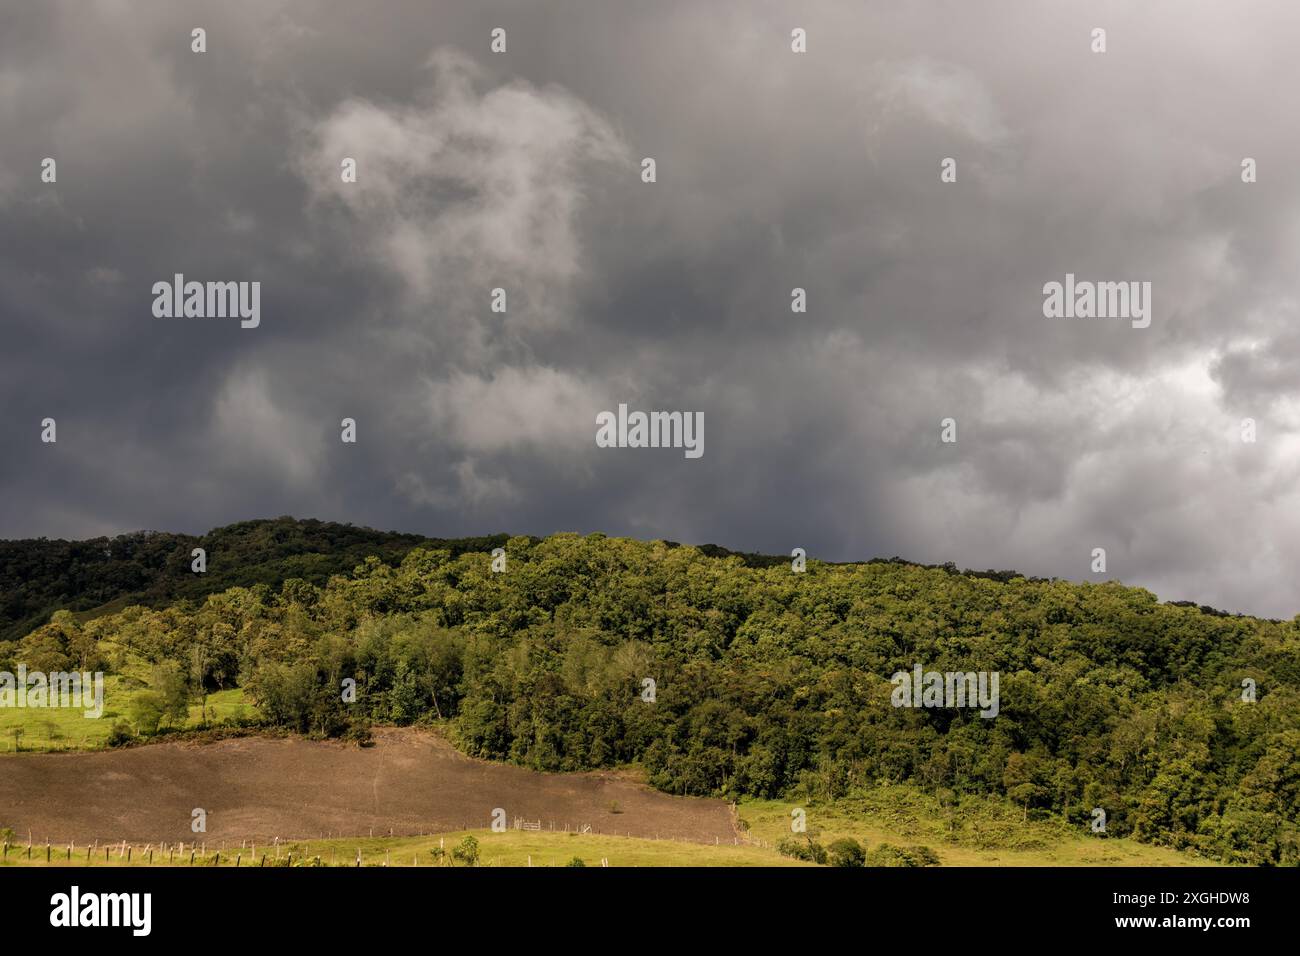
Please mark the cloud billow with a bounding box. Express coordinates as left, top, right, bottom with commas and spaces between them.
1, 1, 1298, 619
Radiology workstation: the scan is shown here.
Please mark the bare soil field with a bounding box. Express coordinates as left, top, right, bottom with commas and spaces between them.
0, 728, 737, 846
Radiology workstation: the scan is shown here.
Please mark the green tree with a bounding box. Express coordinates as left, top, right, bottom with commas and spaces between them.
827, 838, 865, 867
130, 691, 166, 735
151, 662, 190, 727
451, 835, 480, 866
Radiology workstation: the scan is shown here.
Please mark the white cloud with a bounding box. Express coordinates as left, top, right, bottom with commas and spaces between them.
296, 48, 629, 324
426, 365, 602, 456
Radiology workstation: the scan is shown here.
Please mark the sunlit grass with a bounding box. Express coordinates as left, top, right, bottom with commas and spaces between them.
738, 790, 1224, 867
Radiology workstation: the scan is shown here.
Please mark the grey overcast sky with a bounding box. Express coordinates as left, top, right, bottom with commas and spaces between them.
2, 1, 1299, 618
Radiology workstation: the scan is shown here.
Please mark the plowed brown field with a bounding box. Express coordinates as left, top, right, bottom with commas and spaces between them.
0, 728, 737, 845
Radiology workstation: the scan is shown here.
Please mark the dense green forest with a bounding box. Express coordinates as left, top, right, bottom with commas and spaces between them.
1, 523, 1296, 865
0, 517, 509, 643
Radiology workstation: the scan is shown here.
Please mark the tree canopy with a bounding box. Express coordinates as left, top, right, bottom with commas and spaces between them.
2, 523, 1296, 865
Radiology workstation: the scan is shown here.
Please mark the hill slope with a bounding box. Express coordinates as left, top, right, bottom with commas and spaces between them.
0, 517, 508, 643
1, 525, 1297, 865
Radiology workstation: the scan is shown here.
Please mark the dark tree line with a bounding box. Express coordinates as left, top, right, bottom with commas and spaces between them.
0, 516, 510, 642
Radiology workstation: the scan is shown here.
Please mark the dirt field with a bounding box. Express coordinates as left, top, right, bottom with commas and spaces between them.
0, 728, 738, 846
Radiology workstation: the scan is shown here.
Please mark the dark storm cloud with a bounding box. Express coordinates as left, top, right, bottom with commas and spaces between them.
3, 0, 1299, 617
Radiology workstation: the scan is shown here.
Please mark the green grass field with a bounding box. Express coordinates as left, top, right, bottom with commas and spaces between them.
0, 624, 261, 753
738, 791, 1222, 866
0, 680, 251, 752
0, 829, 805, 868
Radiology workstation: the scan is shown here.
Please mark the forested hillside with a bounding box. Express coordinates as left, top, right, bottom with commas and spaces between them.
2, 529, 1296, 864
0, 517, 508, 642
